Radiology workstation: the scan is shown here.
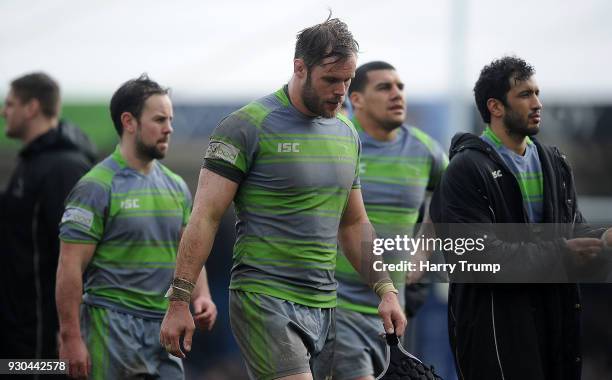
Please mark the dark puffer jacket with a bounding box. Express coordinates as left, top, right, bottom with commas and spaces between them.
430, 132, 605, 380
0, 121, 96, 359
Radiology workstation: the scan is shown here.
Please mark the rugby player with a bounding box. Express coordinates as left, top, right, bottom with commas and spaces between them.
160, 18, 406, 380
332, 61, 447, 380
56, 75, 216, 379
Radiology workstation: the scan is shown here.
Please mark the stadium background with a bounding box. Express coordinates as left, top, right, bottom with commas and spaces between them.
1, 1, 611, 379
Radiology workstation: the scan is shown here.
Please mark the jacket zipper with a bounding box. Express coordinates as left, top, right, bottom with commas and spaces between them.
491, 291, 506, 380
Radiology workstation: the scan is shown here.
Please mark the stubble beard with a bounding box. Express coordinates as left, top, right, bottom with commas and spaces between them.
135, 125, 166, 161
301, 74, 337, 119
503, 107, 539, 138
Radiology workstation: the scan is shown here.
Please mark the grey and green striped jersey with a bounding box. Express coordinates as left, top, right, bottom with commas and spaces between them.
481, 126, 543, 223
336, 121, 448, 314
202, 87, 361, 308
59, 146, 192, 319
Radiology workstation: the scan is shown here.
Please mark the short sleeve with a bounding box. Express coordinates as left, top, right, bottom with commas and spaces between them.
59, 179, 109, 244
339, 113, 361, 190
202, 110, 260, 184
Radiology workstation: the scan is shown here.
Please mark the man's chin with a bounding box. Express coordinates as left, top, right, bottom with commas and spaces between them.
5, 129, 17, 139
525, 124, 540, 136
321, 110, 338, 119
383, 117, 404, 130
507, 123, 540, 138
141, 148, 166, 161
155, 149, 167, 160
320, 103, 340, 118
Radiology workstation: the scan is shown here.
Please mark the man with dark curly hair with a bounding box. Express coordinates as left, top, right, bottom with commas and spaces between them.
431, 56, 612, 380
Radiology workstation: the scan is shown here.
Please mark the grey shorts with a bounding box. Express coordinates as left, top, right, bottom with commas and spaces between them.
332, 308, 386, 380
81, 304, 183, 380
229, 290, 335, 380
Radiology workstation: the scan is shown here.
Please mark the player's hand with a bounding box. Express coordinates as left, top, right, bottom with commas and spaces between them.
378, 291, 407, 337
192, 296, 218, 331
59, 334, 91, 379
160, 300, 195, 358
565, 237, 604, 261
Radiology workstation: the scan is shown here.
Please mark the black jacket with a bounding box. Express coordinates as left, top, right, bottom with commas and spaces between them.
430, 132, 605, 380
0, 121, 96, 359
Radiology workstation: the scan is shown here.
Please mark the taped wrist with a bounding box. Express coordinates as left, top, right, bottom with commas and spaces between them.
167, 278, 196, 302
373, 279, 399, 298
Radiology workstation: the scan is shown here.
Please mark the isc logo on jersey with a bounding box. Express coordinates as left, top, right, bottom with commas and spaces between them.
121, 199, 140, 209
492, 170, 502, 179
277, 142, 300, 153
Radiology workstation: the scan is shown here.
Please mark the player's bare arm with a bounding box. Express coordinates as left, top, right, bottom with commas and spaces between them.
338, 189, 407, 336
160, 168, 237, 358
56, 242, 96, 379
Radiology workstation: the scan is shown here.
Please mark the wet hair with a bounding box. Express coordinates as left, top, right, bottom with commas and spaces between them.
349, 61, 396, 95
294, 14, 359, 70
10, 72, 60, 118
109, 74, 168, 136
474, 56, 535, 123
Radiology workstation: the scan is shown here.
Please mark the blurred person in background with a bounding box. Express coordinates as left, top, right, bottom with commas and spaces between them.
56, 74, 216, 379
340, 97, 352, 117
0, 72, 96, 368
430, 56, 612, 380
160, 16, 406, 380
332, 61, 447, 380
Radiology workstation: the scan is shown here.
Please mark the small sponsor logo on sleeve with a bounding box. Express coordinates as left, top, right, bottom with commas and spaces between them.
205, 140, 240, 165
61, 207, 94, 229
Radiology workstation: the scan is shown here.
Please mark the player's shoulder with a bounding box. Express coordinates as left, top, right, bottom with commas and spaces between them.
336, 112, 354, 130
405, 126, 442, 154
64, 158, 117, 207
156, 162, 189, 191
224, 89, 288, 130
78, 155, 119, 191
406, 125, 433, 145
336, 113, 360, 141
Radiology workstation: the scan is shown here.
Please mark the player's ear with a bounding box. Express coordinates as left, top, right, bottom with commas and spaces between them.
487, 98, 504, 119
350, 92, 363, 110
121, 112, 137, 135
24, 98, 40, 119
294, 58, 307, 79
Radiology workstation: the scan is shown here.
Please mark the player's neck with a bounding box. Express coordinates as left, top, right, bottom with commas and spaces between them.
119, 142, 155, 174
489, 121, 527, 156
354, 112, 398, 142
21, 117, 58, 146
287, 78, 317, 117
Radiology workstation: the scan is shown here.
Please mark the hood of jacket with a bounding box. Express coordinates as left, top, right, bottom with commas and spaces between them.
19, 120, 97, 163
448, 132, 495, 160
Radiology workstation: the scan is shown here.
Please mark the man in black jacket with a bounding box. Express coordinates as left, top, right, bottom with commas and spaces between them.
0, 73, 96, 363
430, 56, 612, 380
